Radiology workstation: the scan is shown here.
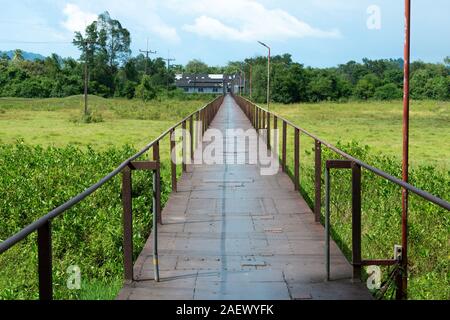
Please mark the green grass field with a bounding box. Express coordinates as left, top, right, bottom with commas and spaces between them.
1, 97, 448, 168
0, 95, 210, 148
270, 100, 450, 169
0, 95, 448, 300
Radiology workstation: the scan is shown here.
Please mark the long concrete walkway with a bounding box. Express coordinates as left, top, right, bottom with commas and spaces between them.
117, 95, 372, 300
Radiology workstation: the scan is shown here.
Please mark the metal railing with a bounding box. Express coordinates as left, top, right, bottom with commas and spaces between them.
233, 94, 450, 299
0, 95, 224, 300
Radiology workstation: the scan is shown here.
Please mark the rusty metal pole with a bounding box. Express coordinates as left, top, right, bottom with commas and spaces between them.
314, 140, 322, 223
170, 129, 177, 192
325, 167, 331, 281
152, 169, 160, 282
267, 112, 271, 149
190, 115, 194, 162
153, 142, 161, 224
352, 163, 362, 281
37, 221, 52, 300
399, 0, 411, 300
294, 128, 300, 191
122, 167, 133, 282
282, 121, 287, 172
182, 121, 187, 172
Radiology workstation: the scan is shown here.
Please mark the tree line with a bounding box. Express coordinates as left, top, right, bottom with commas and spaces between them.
0, 11, 448, 103
233, 54, 449, 103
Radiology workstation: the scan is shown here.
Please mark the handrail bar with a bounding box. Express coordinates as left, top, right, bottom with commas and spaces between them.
236, 95, 450, 211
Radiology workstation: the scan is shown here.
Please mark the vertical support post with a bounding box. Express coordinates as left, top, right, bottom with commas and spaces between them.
325, 167, 331, 281
267, 112, 271, 149
190, 115, 194, 162
122, 167, 133, 282
170, 129, 177, 192
294, 128, 300, 191
258, 108, 262, 133
153, 142, 161, 224
202, 109, 206, 135
262, 110, 266, 130
252, 105, 256, 128
152, 169, 160, 282
314, 140, 322, 223
351, 163, 362, 281
37, 221, 52, 300
282, 121, 287, 172
399, 0, 411, 300
195, 112, 199, 151
273, 116, 278, 159
182, 120, 187, 172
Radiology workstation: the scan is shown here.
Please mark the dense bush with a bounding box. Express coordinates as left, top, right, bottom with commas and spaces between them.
293, 141, 449, 299
374, 83, 403, 100
0, 143, 174, 299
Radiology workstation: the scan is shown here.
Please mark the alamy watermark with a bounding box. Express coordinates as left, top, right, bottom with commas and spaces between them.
367, 5, 382, 30
170, 123, 280, 176
66, 265, 81, 290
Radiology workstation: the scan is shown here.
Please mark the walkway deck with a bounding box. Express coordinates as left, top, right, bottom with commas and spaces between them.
117, 95, 372, 300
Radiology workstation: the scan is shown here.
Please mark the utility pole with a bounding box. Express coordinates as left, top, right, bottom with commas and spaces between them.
82, 39, 95, 117
140, 39, 157, 75
84, 54, 88, 116
165, 50, 176, 92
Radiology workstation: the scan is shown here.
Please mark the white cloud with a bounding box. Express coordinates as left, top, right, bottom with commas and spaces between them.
149, 22, 180, 44
168, 0, 341, 42
60, 1, 180, 44
62, 4, 97, 33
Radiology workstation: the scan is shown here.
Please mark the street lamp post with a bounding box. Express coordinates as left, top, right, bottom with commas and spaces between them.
238, 68, 246, 96
246, 62, 252, 98
258, 41, 271, 110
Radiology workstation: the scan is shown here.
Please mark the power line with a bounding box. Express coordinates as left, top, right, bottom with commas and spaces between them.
0, 39, 71, 44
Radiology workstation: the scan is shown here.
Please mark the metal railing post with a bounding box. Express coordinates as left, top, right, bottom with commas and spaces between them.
152, 169, 160, 282
182, 120, 187, 172
262, 110, 266, 130
282, 121, 287, 172
325, 167, 331, 281
314, 140, 322, 223
170, 129, 177, 192
294, 128, 300, 191
37, 221, 52, 300
267, 112, 271, 149
190, 116, 194, 162
352, 162, 362, 280
273, 115, 278, 159
153, 142, 161, 224
122, 167, 133, 282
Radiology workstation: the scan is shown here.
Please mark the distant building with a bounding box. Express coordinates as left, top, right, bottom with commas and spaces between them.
175, 74, 242, 94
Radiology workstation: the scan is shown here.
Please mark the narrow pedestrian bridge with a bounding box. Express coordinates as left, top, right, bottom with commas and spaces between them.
117, 95, 372, 300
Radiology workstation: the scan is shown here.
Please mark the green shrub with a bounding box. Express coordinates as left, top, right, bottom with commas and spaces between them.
135, 75, 157, 101
297, 141, 449, 299
374, 83, 403, 100
0, 143, 173, 299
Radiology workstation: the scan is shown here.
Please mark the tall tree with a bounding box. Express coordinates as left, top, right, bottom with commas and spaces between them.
97, 12, 131, 72
185, 59, 209, 74
12, 49, 24, 63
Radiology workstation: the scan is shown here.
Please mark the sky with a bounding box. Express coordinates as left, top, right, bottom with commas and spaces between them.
0, 0, 449, 68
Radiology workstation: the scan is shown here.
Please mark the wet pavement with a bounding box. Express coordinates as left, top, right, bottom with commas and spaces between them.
117, 95, 372, 300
